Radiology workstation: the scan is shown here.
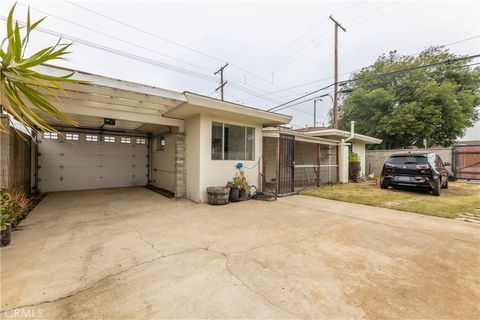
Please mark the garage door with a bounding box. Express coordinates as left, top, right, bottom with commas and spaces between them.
38, 132, 148, 192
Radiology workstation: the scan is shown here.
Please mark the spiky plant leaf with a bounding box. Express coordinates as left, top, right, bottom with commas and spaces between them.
0, 4, 86, 136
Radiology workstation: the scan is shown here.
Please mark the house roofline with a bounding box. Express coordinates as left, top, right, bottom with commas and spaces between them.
304, 128, 382, 144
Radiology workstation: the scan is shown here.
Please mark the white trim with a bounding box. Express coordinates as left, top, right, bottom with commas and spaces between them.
304, 129, 382, 144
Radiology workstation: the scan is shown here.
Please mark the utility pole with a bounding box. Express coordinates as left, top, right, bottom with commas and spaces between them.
214, 63, 228, 100
330, 15, 346, 129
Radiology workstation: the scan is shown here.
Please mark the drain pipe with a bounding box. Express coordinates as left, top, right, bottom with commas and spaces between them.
345, 121, 355, 142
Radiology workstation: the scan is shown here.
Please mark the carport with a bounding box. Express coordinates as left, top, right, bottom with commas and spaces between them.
32, 65, 187, 197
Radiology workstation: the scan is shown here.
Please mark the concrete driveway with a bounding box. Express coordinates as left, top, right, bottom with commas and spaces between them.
1, 187, 479, 319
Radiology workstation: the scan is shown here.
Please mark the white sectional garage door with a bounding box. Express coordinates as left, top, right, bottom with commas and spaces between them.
38, 132, 148, 192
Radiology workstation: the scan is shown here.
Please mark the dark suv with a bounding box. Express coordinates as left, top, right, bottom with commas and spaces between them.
380, 153, 450, 196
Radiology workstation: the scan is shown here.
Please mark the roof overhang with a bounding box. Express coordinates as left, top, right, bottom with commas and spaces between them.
305, 129, 383, 144
32, 65, 187, 130
164, 92, 292, 127
263, 127, 339, 146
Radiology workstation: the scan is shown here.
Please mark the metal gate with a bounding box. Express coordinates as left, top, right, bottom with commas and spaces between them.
453, 144, 480, 180
278, 134, 295, 194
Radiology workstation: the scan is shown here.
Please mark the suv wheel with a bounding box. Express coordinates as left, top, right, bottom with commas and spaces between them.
380, 180, 389, 189
442, 179, 449, 189
432, 180, 442, 196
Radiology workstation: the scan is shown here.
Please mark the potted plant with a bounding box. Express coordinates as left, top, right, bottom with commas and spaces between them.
229, 176, 249, 202
349, 152, 361, 182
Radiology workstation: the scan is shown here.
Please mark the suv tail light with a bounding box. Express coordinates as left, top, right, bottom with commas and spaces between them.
416, 164, 430, 172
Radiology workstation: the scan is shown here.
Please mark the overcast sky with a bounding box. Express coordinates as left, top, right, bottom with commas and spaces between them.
2, 0, 479, 140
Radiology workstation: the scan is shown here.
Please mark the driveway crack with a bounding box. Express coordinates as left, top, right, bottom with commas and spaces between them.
0, 247, 206, 314
129, 224, 162, 256
206, 248, 303, 319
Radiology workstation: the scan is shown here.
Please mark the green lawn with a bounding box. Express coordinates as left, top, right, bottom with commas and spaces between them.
301, 181, 480, 219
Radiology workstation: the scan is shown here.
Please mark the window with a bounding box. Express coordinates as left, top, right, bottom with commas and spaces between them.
65, 133, 79, 141
157, 136, 165, 151
43, 132, 58, 140
387, 156, 428, 165
104, 136, 116, 143
211, 122, 255, 160
85, 134, 98, 142
121, 137, 131, 144
136, 138, 146, 145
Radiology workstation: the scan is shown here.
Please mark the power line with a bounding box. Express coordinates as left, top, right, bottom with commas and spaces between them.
18, 2, 213, 73
239, 35, 480, 103
349, 1, 419, 28
244, 1, 365, 76
61, 0, 298, 93
0, 15, 283, 104
269, 55, 480, 112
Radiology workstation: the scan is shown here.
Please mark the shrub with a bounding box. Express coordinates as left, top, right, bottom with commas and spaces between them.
349, 152, 360, 162
0, 188, 30, 226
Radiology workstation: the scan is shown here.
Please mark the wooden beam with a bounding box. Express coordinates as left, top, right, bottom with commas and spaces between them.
39, 101, 184, 127
49, 82, 181, 107
41, 89, 170, 112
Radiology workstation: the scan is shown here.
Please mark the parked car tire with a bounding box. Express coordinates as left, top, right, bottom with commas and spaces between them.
380, 180, 389, 189
442, 179, 449, 189
432, 180, 442, 196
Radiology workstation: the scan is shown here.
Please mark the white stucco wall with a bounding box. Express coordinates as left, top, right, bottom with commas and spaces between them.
352, 141, 366, 176
151, 133, 176, 193
184, 113, 262, 203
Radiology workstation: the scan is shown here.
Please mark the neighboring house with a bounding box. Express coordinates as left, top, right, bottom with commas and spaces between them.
296, 126, 382, 177
1, 65, 290, 203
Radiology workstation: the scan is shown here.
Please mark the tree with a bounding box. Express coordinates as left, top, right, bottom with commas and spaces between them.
0, 4, 82, 135
338, 47, 480, 149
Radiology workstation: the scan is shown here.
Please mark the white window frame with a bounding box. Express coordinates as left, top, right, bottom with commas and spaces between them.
65, 133, 79, 141
104, 136, 116, 143
136, 138, 147, 145
85, 134, 98, 142
121, 137, 131, 144
157, 136, 165, 151
211, 122, 255, 161
43, 132, 58, 140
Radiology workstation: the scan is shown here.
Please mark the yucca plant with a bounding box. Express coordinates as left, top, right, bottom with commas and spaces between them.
0, 4, 83, 134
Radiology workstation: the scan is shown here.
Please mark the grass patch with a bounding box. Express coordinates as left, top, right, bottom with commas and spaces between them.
301, 181, 480, 218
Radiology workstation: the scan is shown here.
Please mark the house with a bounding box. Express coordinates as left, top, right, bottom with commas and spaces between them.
296, 126, 383, 177
1, 65, 290, 203
1, 65, 384, 203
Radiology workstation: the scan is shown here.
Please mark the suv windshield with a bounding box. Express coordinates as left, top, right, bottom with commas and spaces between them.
387, 156, 428, 165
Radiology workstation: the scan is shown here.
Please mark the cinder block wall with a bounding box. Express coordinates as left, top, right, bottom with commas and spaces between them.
365, 147, 452, 177
0, 115, 32, 193
174, 133, 186, 198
